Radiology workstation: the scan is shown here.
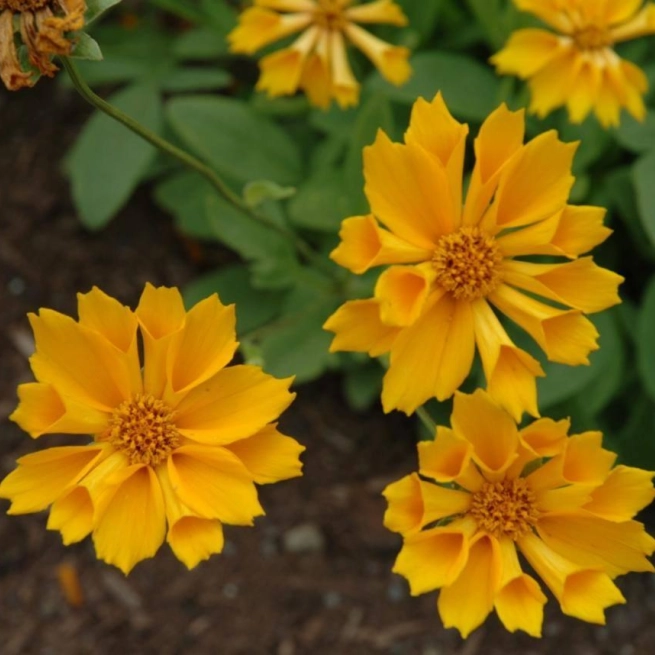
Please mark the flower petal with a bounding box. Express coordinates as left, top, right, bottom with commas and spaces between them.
611, 4, 655, 41
93, 465, 166, 575
227, 7, 311, 54
345, 0, 408, 26
167, 445, 264, 525
47, 486, 94, 545
324, 299, 401, 356
383, 473, 425, 535
224, 423, 304, 484
375, 264, 435, 326
418, 426, 473, 484
491, 28, 562, 79
174, 366, 295, 445
328, 28, 361, 108
527, 47, 579, 120
300, 34, 332, 109
520, 417, 570, 457
330, 215, 432, 274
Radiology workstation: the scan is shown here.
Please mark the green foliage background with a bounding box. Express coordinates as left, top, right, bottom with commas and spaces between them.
65, 0, 655, 467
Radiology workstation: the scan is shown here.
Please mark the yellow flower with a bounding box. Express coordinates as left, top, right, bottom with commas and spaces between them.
324, 93, 623, 419
0, 285, 304, 574
0, 0, 86, 90
384, 390, 655, 638
492, 0, 655, 127
228, 0, 411, 108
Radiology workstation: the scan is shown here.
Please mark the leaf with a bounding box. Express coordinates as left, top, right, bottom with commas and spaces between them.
632, 150, 655, 247
614, 111, 655, 153
184, 265, 285, 335
366, 51, 500, 121
166, 95, 302, 185
402, 0, 443, 43
70, 32, 103, 61
172, 28, 229, 60
67, 84, 162, 229
244, 180, 296, 208
343, 364, 383, 411
160, 68, 231, 92
637, 276, 655, 402
85, 0, 122, 24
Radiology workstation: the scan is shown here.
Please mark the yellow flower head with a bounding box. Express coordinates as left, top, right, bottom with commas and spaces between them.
492, 0, 655, 127
228, 0, 411, 108
0, 285, 304, 574
0, 0, 86, 90
324, 93, 623, 420
384, 390, 655, 638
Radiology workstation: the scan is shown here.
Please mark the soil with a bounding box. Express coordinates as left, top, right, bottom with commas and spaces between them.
1, 79, 654, 655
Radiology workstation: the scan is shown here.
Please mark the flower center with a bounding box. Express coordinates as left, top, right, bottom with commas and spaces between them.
315, 0, 346, 30
572, 25, 612, 50
105, 394, 181, 466
469, 479, 540, 541
1, 0, 50, 10
432, 227, 503, 300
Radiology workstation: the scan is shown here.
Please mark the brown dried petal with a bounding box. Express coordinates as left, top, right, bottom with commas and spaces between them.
0, 9, 34, 89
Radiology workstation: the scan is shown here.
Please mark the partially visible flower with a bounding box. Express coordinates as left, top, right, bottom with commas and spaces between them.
228, 0, 411, 108
492, 0, 655, 127
0, 0, 86, 90
0, 285, 304, 573
384, 390, 655, 638
324, 93, 622, 419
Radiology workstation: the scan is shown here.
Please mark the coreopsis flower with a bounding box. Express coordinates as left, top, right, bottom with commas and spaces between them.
0, 285, 304, 574
324, 93, 623, 419
492, 0, 655, 127
0, 0, 86, 90
227, 0, 411, 108
384, 390, 655, 638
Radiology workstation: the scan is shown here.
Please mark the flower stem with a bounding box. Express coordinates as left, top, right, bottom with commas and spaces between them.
416, 406, 437, 435
60, 56, 332, 274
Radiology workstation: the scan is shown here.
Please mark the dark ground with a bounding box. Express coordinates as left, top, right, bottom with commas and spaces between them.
1, 79, 655, 655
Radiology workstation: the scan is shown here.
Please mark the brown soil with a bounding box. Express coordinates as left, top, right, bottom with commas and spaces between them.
1, 80, 654, 655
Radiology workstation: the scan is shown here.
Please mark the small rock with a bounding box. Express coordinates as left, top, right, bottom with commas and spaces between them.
283, 523, 326, 554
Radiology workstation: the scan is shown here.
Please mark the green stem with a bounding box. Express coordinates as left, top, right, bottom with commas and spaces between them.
416, 406, 437, 435
61, 57, 332, 275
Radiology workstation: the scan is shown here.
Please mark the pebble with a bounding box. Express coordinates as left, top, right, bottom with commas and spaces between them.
282, 523, 326, 554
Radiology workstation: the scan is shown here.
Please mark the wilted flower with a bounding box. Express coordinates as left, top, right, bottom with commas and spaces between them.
324, 93, 623, 419
384, 390, 655, 638
492, 0, 655, 127
0, 285, 304, 573
228, 0, 411, 108
0, 0, 86, 90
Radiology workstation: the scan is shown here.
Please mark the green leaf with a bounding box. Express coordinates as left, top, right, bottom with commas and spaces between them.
67, 84, 162, 229
85, 0, 122, 24
166, 95, 302, 185
160, 68, 231, 92
70, 32, 103, 61
172, 28, 229, 60
632, 150, 655, 247
637, 276, 655, 402
614, 111, 655, 153
244, 180, 296, 208
184, 265, 284, 335
401, 0, 443, 43
343, 364, 383, 411
367, 51, 500, 121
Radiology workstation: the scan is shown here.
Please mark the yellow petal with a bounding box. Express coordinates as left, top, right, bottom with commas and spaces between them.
0, 445, 106, 514
503, 257, 623, 314
363, 133, 456, 248
345, 0, 408, 26
520, 417, 570, 457
166, 294, 238, 400
438, 535, 499, 639
382, 294, 475, 414
225, 423, 304, 484
471, 299, 543, 420
604, 58, 648, 124
330, 215, 431, 274
10, 382, 108, 438
324, 299, 401, 356
375, 264, 435, 327
611, 4, 655, 41
536, 484, 593, 513
561, 431, 616, 485
168, 445, 264, 525
404, 93, 469, 220
451, 390, 519, 481
227, 7, 311, 54
494, 538, 546, 637
300, 46, 332, 109
566, 57, 602, 124
328, 28, 361, 109
527, 46, 579, 120
382, 473, 425, 535
487, 129, 576, 229
418, 426, 473, 484
605, 0, 643, 25
47, 486, 94, 545
584, 465, 655, 521
174, 365, 295, 445
29, 310, 131, 411
513, 0, 570, 31
537, 514, 655, 578
491, 28, 562, 79
92, 465, 166, 575
393, 524, 471, 595
490, 284, 600, 365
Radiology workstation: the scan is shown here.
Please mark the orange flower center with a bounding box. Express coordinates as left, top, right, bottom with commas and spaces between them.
469, 479, 540, 541
105, 394, 181, 466
1, 0, 50, 10
572, 25, 612, 51
432, 227, 503, 300
314, 0, 346, 30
